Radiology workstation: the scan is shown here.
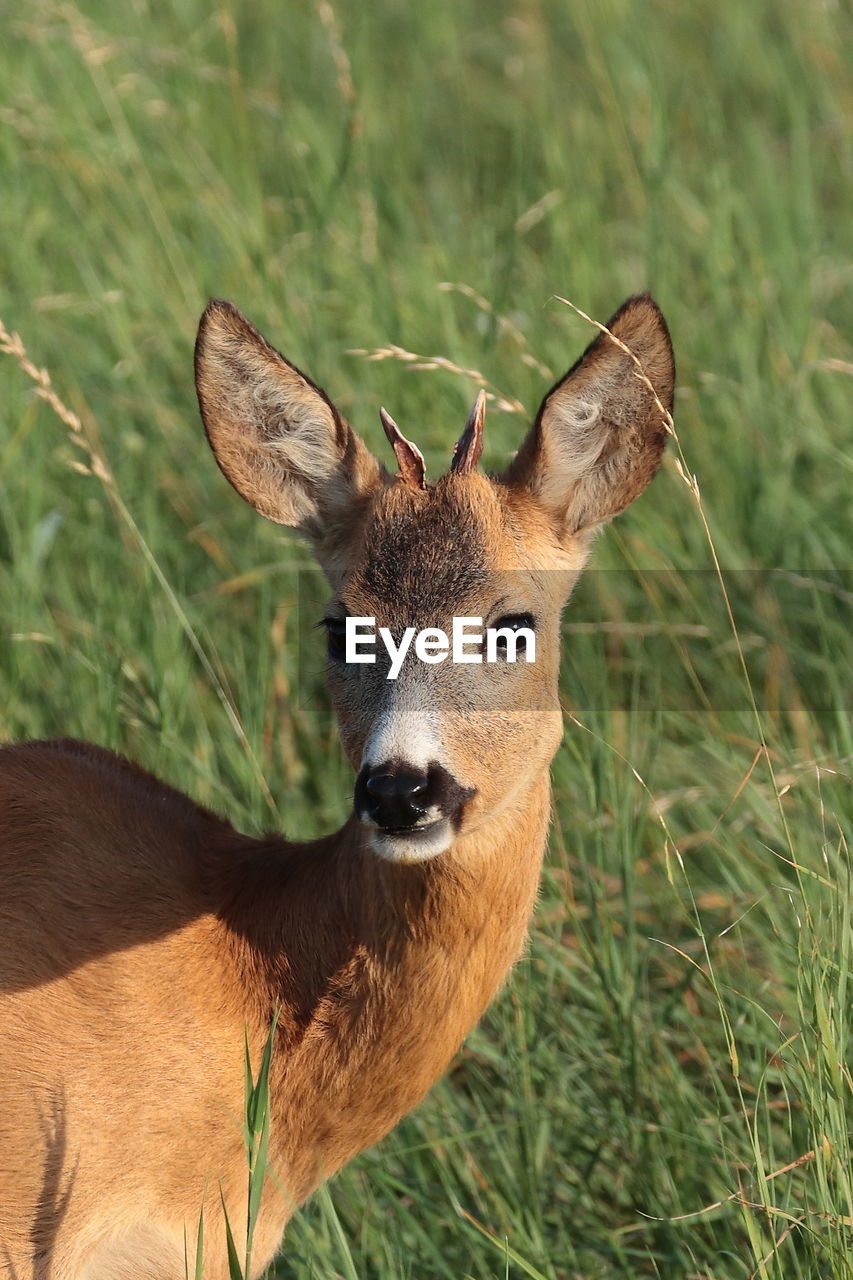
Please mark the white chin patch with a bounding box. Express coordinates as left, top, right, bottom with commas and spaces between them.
366, 819, 454, 864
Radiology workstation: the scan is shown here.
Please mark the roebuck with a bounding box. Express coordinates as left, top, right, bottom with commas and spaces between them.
0, 294, 674, 1278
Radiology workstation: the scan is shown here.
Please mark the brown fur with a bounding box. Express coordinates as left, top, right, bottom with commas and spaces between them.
0, 295, 674, 1278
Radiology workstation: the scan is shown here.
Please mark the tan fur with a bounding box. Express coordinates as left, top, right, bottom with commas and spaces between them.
0, 295, 674, 1278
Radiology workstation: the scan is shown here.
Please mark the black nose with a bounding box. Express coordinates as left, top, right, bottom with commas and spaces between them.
354, 761, 475, 834
356, 770, 430, 831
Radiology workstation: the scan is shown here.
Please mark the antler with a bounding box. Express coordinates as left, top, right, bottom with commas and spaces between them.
450, 389, 486, 475
379, 408, 427, 490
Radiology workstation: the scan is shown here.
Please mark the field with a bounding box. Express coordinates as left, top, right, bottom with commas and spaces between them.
1, 1, 851, 1276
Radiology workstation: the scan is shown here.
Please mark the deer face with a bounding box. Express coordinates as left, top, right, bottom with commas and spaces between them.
323, 474, 579, 861
195, 295, 674, 863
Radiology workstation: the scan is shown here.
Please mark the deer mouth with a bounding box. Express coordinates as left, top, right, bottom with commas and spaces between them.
364, 816, 454, 863
372, 817, 444, 838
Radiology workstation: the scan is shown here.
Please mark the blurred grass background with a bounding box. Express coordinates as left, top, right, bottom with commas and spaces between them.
1, 0, 851, 1276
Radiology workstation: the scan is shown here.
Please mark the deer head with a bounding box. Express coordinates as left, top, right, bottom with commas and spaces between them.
195, 295, 674, 863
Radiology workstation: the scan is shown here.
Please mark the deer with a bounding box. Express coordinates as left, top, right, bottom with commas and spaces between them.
0, 293, 674, 1279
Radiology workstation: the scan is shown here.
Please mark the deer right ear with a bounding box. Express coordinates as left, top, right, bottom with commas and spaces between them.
194, 300, 382, 543
504, 295, 674, 539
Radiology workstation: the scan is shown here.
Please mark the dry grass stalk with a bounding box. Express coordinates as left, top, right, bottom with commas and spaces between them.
635, 1147, 817, 1227
313, 0, 357, 116
554, 294, 796, 862
346, 342, 526, 415
438, 281, 554, 379
0, 318, 112, 482
0, 315, 275, 810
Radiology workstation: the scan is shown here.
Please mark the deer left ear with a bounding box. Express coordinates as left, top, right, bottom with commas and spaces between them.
194, 300, 383, 560
504, 294, 674, 537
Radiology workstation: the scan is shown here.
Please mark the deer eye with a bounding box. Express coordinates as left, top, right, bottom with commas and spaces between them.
491, 613, 536, 657
323, 617, 347, 660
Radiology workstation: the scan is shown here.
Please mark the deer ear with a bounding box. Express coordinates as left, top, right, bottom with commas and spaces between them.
194, 300, 381, 542
504, 295, 674, 537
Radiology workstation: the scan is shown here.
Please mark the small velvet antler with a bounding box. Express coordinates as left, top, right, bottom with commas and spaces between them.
379, 408, 427, 490
450, 389, 486, 475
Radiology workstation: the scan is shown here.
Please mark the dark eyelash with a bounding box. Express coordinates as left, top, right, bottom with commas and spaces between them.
322, 616, 347, 659
492, 613, 536, 632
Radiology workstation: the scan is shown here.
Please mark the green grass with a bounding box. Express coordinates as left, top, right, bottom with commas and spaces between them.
1, 0, 851, 1275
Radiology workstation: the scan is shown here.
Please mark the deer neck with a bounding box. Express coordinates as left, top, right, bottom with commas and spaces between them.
215, 771, 551, 1206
